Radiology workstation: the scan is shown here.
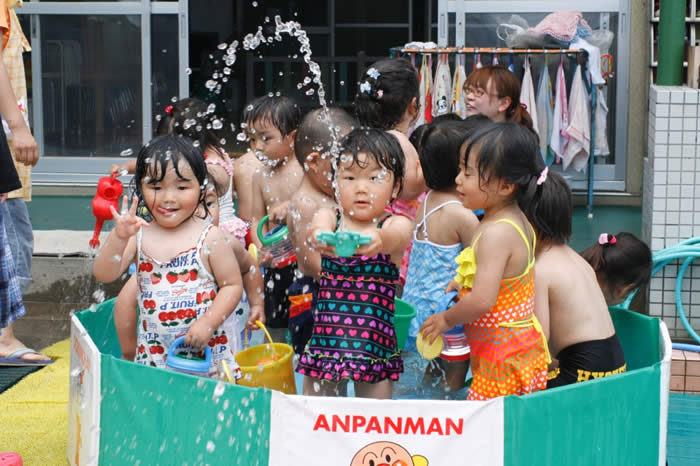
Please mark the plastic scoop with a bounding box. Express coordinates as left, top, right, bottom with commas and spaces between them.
416, 332, 445, 360
316, 231, 372, 257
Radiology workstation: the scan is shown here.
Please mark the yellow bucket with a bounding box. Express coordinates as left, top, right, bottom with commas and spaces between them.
234, 320, 297, 394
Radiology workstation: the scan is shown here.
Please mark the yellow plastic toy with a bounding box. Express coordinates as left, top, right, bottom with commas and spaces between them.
416, 331, 445, 360
235, 320, 297, 394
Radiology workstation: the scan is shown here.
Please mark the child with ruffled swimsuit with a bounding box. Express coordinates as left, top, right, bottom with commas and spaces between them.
420, 122, 550, 400
94, 135, 245, 377
297, 128, 413, 399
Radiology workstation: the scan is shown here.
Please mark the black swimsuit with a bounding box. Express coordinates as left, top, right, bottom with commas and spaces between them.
547, 333, 626, 388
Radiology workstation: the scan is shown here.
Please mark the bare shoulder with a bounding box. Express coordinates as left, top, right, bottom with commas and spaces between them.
203, 225, 229, 247
383, 214, 413, 231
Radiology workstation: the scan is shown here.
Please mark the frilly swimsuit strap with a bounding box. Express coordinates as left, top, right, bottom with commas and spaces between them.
205, 157, 233, 177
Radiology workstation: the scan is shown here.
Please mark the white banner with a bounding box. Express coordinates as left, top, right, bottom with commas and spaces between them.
67, 316, 102, 466
269, 393, 503, 466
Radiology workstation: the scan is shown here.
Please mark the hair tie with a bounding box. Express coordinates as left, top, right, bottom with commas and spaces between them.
165, 105, 174, 115
520, 103, 527, 110
598, 233, 617, 245
536, 166, 548, 186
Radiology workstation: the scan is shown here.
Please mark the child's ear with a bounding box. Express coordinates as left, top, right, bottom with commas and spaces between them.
287, 129, 298, 145
391, 182, 401, 200
305, 151, 321, 171
498, 180, 516, 197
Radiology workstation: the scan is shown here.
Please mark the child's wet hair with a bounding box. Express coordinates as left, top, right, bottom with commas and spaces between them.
462, 121, 546, 232
156, 98, 222, 153
241, 95, 301, 136
294, 106, 358, 165
339, 128, 405, 194
133, 134, 210, 219
420, 115, 490, 190
580, 232, 652, 292
525, 170, 573, 245
464, 65, 536, 136
354, 58, 419, 130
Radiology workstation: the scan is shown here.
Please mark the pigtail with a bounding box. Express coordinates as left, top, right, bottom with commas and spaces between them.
580, 242, 607, 274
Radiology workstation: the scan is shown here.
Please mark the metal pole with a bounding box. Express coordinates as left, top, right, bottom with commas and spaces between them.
657, 0, 685, 85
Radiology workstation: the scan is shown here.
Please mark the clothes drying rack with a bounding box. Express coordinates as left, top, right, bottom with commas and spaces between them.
390, 46, 598, 218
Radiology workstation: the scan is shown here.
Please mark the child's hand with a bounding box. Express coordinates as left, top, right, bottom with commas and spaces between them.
420, 312, 451, 345
355, 230, 384, 258
110, 195, 149, 241
246, 304, 265, 331
184, 319, 216, 350
268, 201, 290, 227
445, 280, 461, 294
311, 229, 339, 256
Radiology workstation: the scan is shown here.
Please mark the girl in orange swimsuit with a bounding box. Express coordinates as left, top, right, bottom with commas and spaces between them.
420, 121, 550, 400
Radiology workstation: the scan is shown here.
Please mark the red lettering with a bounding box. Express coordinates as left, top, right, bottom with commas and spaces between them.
426, 418, 444, 436
366, 416, 382, 434
445, 418, 463, 435
312, 414, 330, 432
384, 416, 402, 434
332, 415, 350, 433
403, 417, 425, 435
352, 415, 366, 432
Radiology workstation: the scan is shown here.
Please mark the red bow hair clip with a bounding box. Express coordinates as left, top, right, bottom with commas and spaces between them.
165, 105, 174, 115
598, 233, 617, 245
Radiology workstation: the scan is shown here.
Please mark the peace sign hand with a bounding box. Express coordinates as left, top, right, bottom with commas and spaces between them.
110, 195, 149, 240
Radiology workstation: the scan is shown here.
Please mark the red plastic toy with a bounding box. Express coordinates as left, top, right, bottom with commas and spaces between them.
89, 173, 123, 249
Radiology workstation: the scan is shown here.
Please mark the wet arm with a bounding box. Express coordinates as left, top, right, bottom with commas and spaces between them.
249, 174, 266, 249
534, 264, 551, 341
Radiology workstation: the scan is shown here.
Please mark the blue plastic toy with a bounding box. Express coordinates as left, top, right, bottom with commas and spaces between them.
316, 231, 372, 257
165, 336, 212, 377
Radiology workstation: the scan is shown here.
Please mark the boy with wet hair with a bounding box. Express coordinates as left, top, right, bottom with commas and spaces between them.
245, 95, 303, 342
286, 106, 357, 353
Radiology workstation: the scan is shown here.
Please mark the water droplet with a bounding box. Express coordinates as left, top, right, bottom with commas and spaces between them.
252, 1, 258, 6
340, 80, 345, 86
120, 148, 133, 157
236, 132, 248, 142
185, 67, 192, 75
212, 119, 223, 130
218, 42, 228, 50
305, 89, 315, 96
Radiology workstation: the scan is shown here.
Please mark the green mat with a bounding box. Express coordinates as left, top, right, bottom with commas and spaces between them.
0, 365, 42, 393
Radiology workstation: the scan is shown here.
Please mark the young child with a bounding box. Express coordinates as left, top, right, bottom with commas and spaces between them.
232, 149, 263, 226
355, 58, 427, 286
286, 106, 357, 354
420, 121, 549, 400
245, 95, 303, 342
111, 184, 264, 361
463, 65, 536, 135
531, 174, 637, 388
580, 232, 652, 307
94, 135, 243, 376
403, 116, 487, 391
297, 129, 413, 399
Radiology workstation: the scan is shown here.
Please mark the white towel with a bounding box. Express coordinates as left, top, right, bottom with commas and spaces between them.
432, 54, 452, 117
520, 56, 539, 137
594, 87, 610, 156
570, 38, 605, 86
550, 59, 569, 162
562, 64, 591, 172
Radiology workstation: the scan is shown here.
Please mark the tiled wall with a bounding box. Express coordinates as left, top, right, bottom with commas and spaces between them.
645, 85, 700, 341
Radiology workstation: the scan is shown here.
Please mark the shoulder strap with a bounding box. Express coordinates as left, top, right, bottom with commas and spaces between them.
494, 218, 534, 264
196, 223, 215, 251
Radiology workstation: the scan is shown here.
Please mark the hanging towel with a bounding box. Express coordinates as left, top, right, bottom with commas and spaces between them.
415, 54, 433, 127
432, 54, 452, 117
535, 62, 554, 164
520, 56, 539, 137
594, 86, 610, 156
562, 64, 590, 172
451, 55, 468, 117
550, 59, 569, 162
570, 38, 605, 86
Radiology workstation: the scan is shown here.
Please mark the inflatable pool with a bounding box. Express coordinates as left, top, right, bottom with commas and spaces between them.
67, 299, 671, 465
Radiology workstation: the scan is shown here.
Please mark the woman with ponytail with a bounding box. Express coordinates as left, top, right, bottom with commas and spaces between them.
581, 232, 652, 306
463, 65, 537, 137
529, 173, 633, 388
420, 121, 549, 400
